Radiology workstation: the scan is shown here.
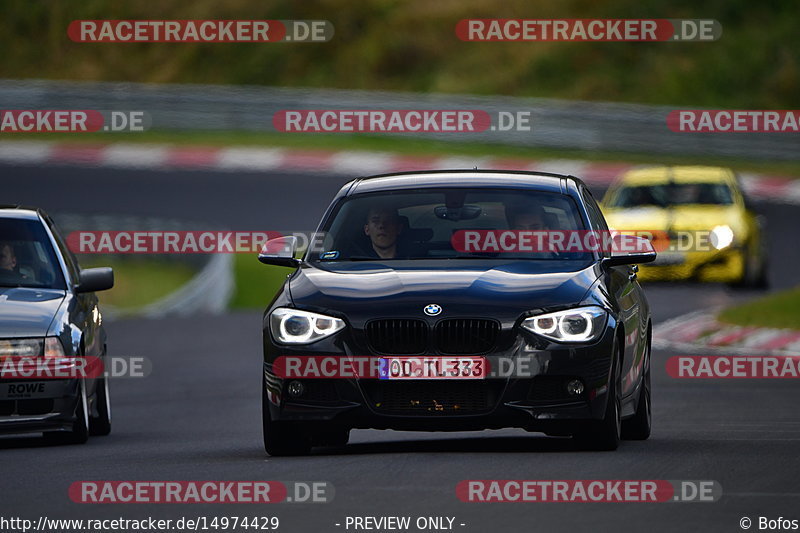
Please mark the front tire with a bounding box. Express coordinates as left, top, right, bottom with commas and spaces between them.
262, 380, 311, 456
89, 377, 112, 436
575, 355, 621, 451
622, 355, 651, 440
45, 381, 89, 445
732, 244, 768, 289
313, 427, 350, 447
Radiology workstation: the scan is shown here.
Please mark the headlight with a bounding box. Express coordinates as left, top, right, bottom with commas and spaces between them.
710, 225, 734, 250
270, 308, 345, 345
0, 338, 43, 357
521, 306, 608, 343
0, 337, 66, 357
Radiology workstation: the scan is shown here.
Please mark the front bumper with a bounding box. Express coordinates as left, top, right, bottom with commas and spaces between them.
263, 326, 617, 434
639, 247, 745, 282
0, 379, 80, 434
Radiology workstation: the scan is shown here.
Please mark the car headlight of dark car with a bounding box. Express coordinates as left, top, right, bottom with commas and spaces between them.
270, 308, 345, 345
0, 337, 66, 357
521, 306, 608, 343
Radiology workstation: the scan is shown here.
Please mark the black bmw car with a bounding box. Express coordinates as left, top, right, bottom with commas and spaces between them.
0, 206, 113, 444
260, 171, 655, 455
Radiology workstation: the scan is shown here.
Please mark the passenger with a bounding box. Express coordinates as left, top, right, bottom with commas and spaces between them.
509, 204, 548, 231
507, 205, 561, 256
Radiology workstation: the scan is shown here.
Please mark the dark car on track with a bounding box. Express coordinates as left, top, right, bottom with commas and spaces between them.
259, 171, 656, 455
0, 206, 113, 444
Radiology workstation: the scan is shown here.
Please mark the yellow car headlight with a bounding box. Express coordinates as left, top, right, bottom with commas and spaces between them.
710, 225, 734, 250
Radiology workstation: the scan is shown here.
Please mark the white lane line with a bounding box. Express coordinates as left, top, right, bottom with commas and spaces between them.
433, 156, 494, 169
103, 143, 169, 169
330, 150, 395, 175
216, 147, 286, 171
0, 140, 52, 164
533, 159, 588, 177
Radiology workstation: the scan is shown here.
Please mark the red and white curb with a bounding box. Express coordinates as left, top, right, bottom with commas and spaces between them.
1, 140, 799, 203
654, 309, 800, 356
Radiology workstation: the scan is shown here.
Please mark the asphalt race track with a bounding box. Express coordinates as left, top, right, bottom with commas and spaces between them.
2, 163, 799, 531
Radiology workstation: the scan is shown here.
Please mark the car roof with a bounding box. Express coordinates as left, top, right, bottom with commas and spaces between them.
347, 169, 585, 195
0, 206, 43, 221
614, 166, 736, 187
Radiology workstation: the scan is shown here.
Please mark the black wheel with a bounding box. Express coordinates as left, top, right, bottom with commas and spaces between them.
45, 381, 89, 445
313, 427, 350, 447
575, 351, 621, 451
622, 346, 651, 440
262, 380, 311, 456
89, 377, 112, 436
753, 255, 769, 289
731, 245, 768, 289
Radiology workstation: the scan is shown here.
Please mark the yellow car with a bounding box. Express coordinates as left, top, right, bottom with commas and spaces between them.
601, 166, 768, 287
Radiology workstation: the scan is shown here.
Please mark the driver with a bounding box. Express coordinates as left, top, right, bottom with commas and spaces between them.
0, 242, 26, 279
0, 242, 18, 272
363, 206, 403, 259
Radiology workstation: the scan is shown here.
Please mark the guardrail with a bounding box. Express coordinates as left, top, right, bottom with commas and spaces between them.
55, 213, 234, 319
0, 78, 795, 160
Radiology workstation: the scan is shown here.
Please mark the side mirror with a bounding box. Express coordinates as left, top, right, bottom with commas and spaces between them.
603, 235, 657, 267
76, 267, 114, 293
258, 236, 301, 268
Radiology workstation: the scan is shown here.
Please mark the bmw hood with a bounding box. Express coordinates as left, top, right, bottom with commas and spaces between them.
0, 287, 66, 338
288, 261, 600, 322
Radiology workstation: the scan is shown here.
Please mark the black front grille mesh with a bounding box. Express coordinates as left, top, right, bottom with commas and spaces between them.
366, 319, 428, 354
435, 319, 500, 354
365, 318, 499, 355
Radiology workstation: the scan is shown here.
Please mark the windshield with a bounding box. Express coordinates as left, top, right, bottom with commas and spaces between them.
608, 182, 734, 208
312, 188, 593, 263
0, 217, 66, 289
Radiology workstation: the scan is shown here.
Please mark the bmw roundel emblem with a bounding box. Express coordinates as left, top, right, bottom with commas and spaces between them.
424, 304, 442, 316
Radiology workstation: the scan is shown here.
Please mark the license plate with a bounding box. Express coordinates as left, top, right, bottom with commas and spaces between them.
652, 252, 685, 266
379, 356, 487, 380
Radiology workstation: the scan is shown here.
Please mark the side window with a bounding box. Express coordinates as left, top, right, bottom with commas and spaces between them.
730, 173, 748, 208
44, 217, 80, 285
581, 188, 609, 231
581, 188, 610, 257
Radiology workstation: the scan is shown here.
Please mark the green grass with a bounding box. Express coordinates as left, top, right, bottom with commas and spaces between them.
3, 129, 800, 177
719, 286, 800, 330
230, 253, 294, 309
77, 257, 196, 310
